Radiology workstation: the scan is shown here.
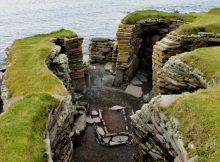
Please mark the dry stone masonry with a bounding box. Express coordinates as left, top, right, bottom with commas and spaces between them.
89, 38, 115, 63
131, 95, 197, 162
113, 19, 183, 86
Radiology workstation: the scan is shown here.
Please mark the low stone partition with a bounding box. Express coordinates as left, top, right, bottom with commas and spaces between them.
157, 56, 207, 94
131, 95, 196, 162
89, 38, 115, 63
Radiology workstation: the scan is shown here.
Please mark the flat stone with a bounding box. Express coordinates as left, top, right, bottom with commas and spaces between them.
109, 105, 125, 111
102, 75, 115, 86
125, 85, 143, 98
93, 117, 101, 123
159, 95, 182, 107
86, 116, 94, 124
112, 136, 129, 142
96, 126, 105, 136
136, 73, 148, 82
109, 141, 121, 146
103, 137, 111, 144
92, 110, 99, 116
131, 77, 143, 86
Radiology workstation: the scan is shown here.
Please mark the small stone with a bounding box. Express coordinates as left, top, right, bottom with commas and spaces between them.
86, 116, 94, 124
109, 141, 122, 146
109, 105, 125, 111
103, 137, 111, 144
143, 94, 150, 102
102, 75, 115, 86
125, 85, 143, 98
131, 77, 143, 86
92, 110, 99, 116
112, 136, 129, 142
93, 117, 101, 123
96, 126, 105, 136
104, 62, 112, 72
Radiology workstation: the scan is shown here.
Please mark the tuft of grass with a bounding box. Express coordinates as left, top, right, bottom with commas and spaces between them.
162, 86, 220, 162
122, 8, 220, 34
6, 29, 77, 97
0, 93, 59, 162
179, 47, 220, 84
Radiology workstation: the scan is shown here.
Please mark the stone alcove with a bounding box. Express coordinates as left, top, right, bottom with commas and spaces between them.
113, 19, 182, 86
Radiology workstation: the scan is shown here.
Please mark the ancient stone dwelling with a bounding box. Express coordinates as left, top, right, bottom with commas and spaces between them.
1, 10, 220, 162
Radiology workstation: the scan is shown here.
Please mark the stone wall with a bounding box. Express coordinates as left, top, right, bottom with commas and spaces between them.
46, 38, 87, 161
152, 31, 220, 90
89, 38, 115, 63
51, 37, 86, 92
47, 95, 86, 162
131, 95, 197, 162
113, 19, 183, 86
157, 56, 207, 94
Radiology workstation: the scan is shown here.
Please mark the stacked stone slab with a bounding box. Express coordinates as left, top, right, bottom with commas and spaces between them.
89, 38, 115, 63
64, 37, 84, 80
157, 56, 207, 94
153, 32, 220, 93
131, 95, 196, 162
113, 19, 182, 86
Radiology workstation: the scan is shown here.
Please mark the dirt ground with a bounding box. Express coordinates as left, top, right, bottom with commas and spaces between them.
72, 64, 152, 162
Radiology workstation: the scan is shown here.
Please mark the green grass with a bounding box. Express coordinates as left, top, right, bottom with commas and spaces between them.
122, 10, 195, 25
160, 47, 220, 161
162, 86, 220, 162
6, 29, 77, 97
122, 8, 220, 34
0, 93, 59, 162
179, 47, 220, 84
0, 29, 76, 161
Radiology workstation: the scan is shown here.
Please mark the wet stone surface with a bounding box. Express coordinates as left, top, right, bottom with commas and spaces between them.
72, 64, 151, 162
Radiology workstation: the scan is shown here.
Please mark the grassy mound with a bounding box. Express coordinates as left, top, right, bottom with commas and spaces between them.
161, 47, 220, 161
0, 29, 76, 161
122, 8, 220, 34
179, 47, 220, 84
0, 93, 58, 162
6, 29, 76, 97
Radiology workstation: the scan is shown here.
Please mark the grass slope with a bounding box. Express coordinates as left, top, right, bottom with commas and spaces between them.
161, 47, 220, 161
180, 47, 220, 84
0, 93, 58, 162
6, 29, 76, 97
0, 29, 76, 161
122, 8, 220, 34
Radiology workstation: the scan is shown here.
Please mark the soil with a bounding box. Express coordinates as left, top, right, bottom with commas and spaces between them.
72, 63, 152, 162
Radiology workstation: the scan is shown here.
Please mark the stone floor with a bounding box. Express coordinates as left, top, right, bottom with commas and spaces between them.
72, 63, 152, 162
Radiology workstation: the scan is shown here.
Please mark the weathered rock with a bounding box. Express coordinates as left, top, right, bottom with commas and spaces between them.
86, 116, 94, 124
109, 105, 125, 111
125, 85, 143, 98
